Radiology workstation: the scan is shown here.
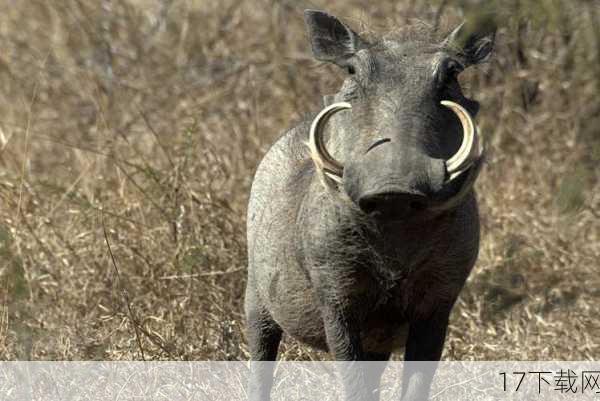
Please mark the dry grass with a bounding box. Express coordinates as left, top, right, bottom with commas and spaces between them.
0, 0, 598, 361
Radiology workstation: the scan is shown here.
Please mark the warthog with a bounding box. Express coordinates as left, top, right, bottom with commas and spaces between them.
245, 9, 495, 401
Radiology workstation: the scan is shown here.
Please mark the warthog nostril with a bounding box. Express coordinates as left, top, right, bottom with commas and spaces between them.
365, 138, 391, 154
359, 199, 377, 214
410, 200, 427, 211
358, 192, 429, 219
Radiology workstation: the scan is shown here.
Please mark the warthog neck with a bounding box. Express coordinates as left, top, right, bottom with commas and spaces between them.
298, 177, 473, 277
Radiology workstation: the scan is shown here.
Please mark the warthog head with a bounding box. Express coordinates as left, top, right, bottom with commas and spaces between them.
305, 10, 495, 221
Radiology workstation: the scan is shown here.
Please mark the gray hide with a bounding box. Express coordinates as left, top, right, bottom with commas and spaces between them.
245, 9, 495, 401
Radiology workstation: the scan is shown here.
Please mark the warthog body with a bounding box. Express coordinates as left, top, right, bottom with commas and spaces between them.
245, 9, 495, 401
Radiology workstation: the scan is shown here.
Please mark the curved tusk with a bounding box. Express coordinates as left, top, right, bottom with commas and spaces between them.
308, 102, 351, 183
441, 100, 482, 181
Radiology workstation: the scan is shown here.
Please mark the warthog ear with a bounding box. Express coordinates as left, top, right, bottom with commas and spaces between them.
443, 17, 496, 66
304, 10, 366, 65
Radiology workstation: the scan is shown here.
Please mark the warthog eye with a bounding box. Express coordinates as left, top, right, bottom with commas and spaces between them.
346, 65, 356, 75
437, 58, 464, 88
448, 60, 463, 79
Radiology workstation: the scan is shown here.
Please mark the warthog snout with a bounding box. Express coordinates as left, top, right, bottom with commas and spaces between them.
344, 146, 447, 220
343, 135, 449, 220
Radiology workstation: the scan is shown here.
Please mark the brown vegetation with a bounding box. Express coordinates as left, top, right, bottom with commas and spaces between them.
0, 0, 598, 360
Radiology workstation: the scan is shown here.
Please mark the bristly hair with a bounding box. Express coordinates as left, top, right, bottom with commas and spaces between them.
382, 20, 440, 43
355, 19, 443, 48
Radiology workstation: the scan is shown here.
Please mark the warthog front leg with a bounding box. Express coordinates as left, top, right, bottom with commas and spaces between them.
246, 296, 282, 401
364, 352, 391, 401
321, 304, 382, 401
400, 311, 450, 401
